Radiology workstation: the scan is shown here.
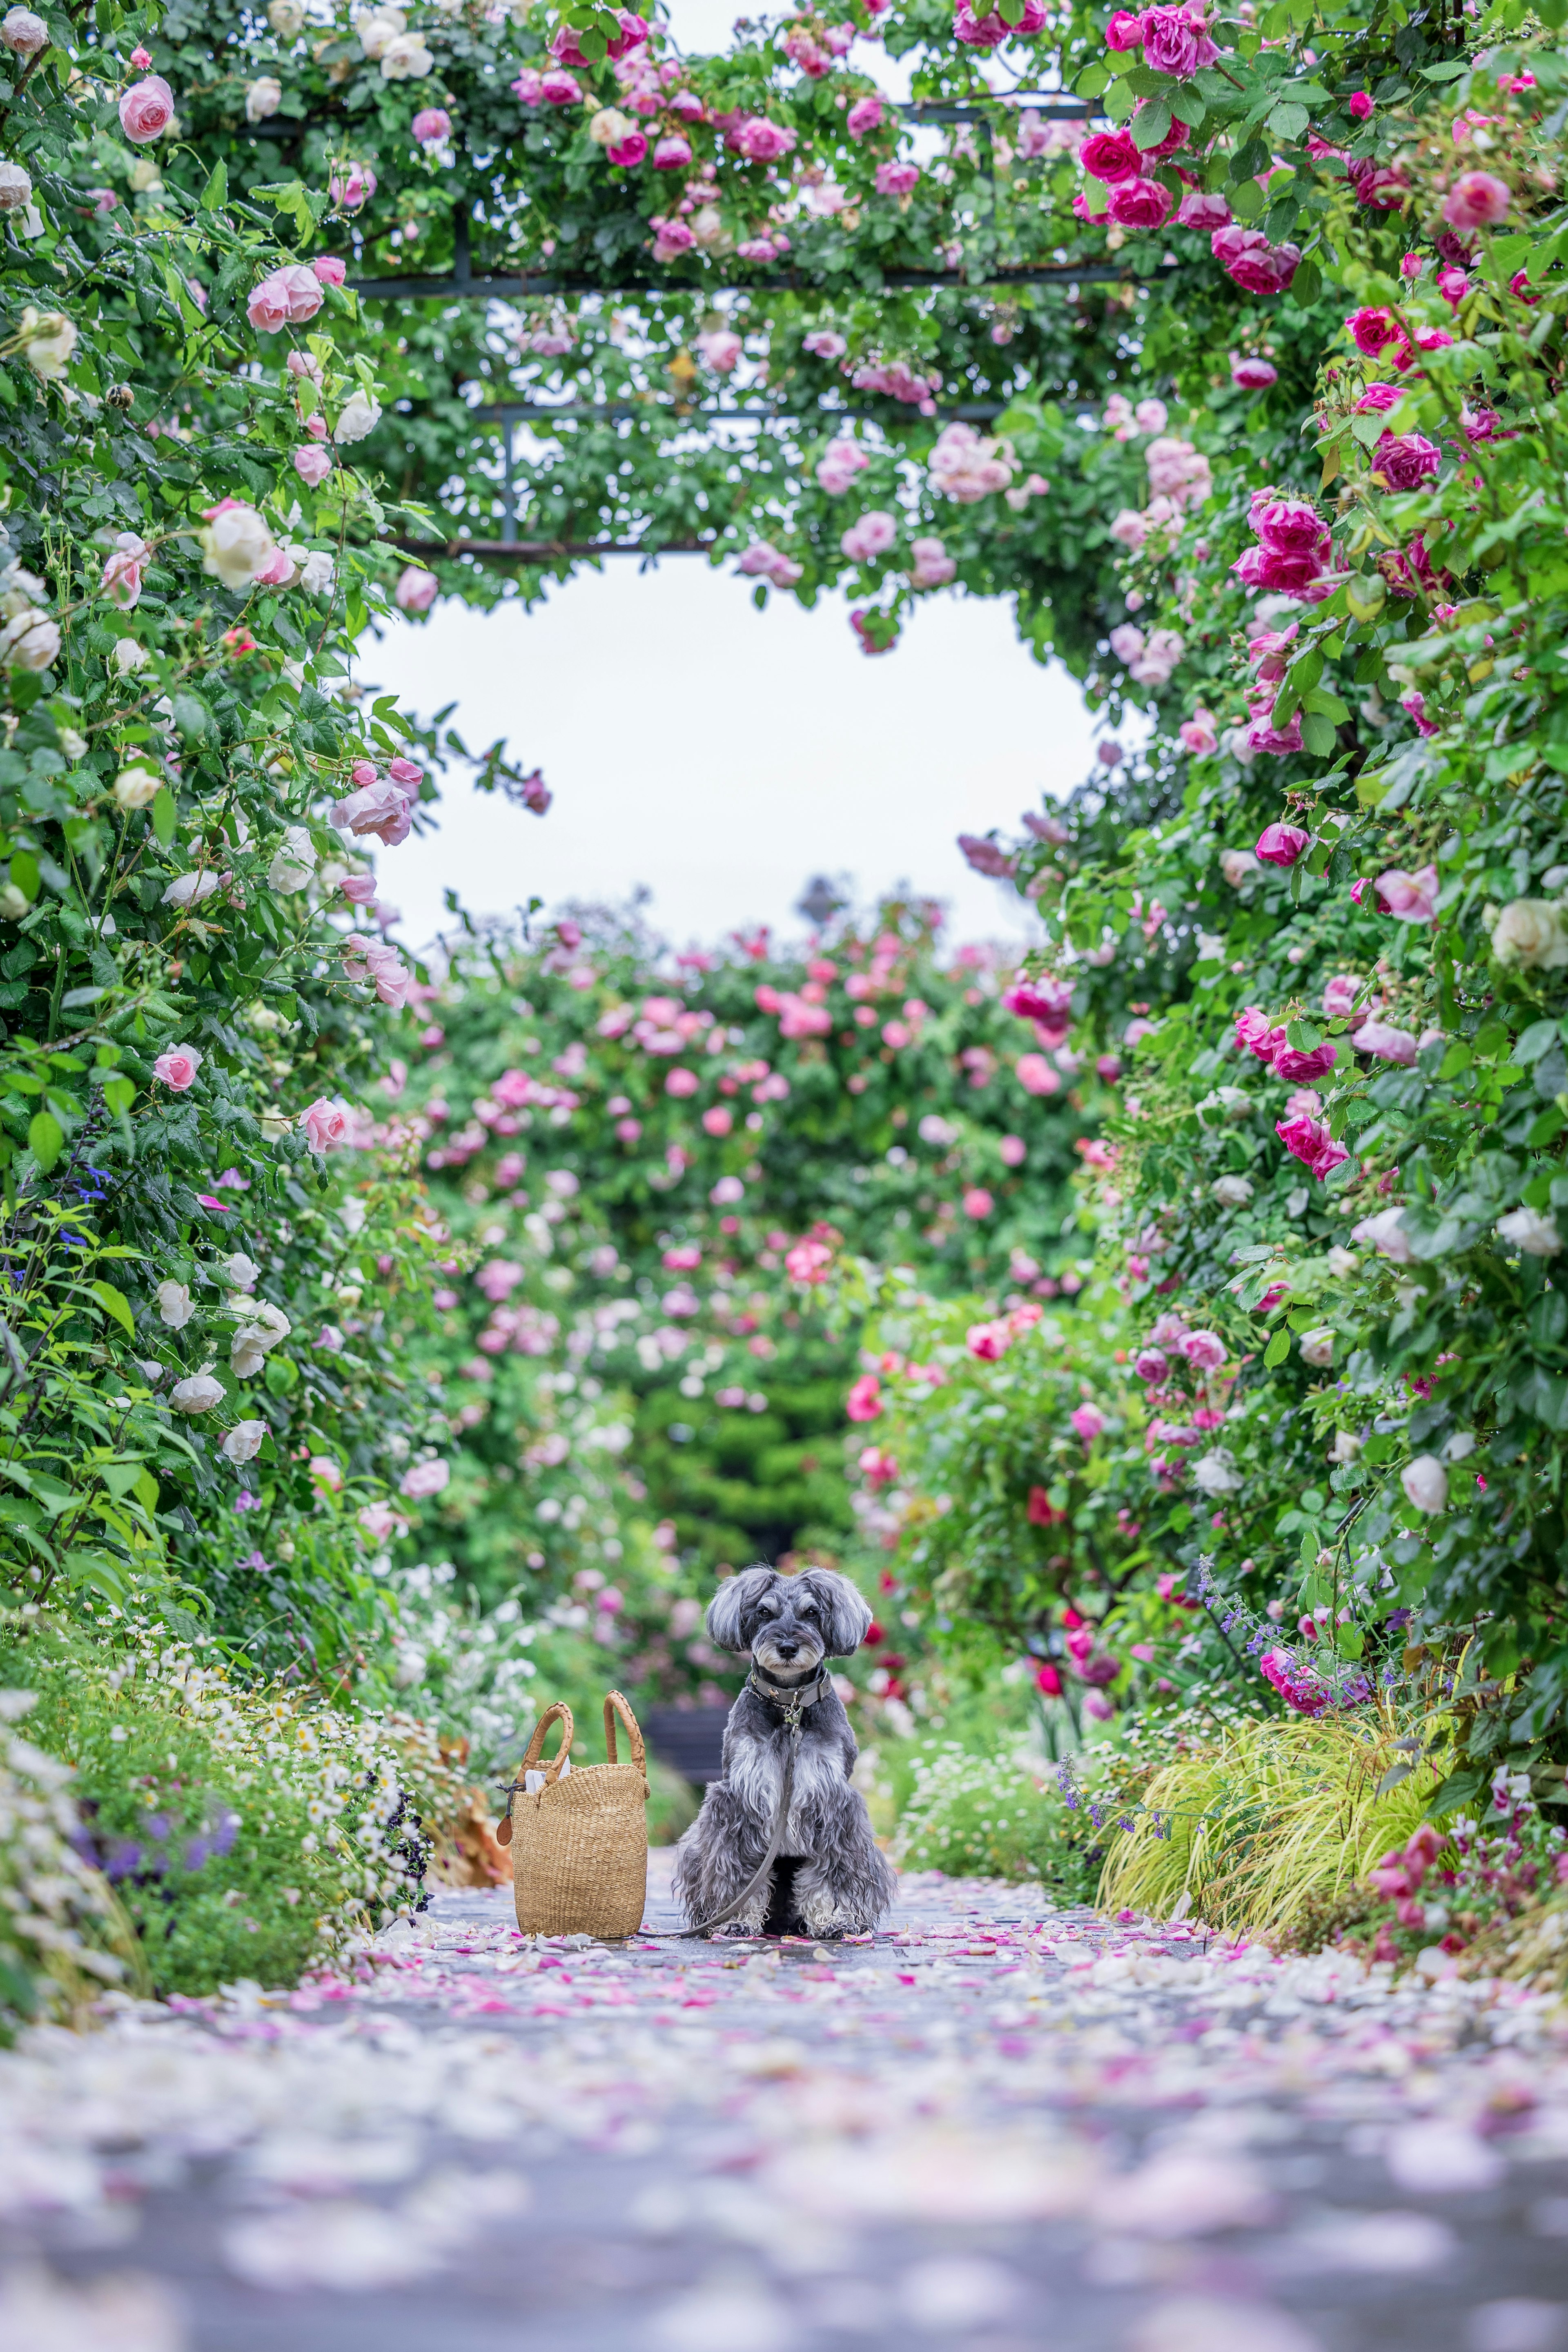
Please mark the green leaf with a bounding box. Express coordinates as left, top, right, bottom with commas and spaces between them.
1269, 100, 1309, 140
28, 1111, 62, 1172
170, 693, 213, 746
1428, 1764, 1487, 1817
1132, 99, 1172, 147
9, 851, 39, 901
1300, 711, 1339, 758
1516, 1019, 1558, 1065
1169, 83, 1206, 127
200, 160, 227, 211
1263, 1328, 1290, 1369
101, 1075, 135, 1116
87, 1280, 135, 1338
1288, 258, 1323, 305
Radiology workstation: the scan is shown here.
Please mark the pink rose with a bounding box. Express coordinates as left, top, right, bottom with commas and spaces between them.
294, 444, 331, 487
247, 263, 323, 333
953, 0, 1047, 41
1322, 974, 1363, 1021
846, 95, 883, 136
330, 777, 413, 848
539, 68, 582, 103
301, 1096, 350, 1150
412, 107, 450, 144
1230, 356, 1276, 388
153, 1046, 201, 1091
1134, 1347, 1168, 1383
1182, 1331, 1226, 1370
340, 874, 376, 905
1373, 863, 1439, 922
609, 131, 648, 166
1348, 91, 1374, 119
735, 117, 795, 162
1105, 8, 1145, 44
1107, 177, 1172, 230
1015, 1052, 1060, 1096
119, 74, 174, 143
1444, 170, 1510, 229
962, 1186, 993, 1219
1355, 1018, 1418, 1065
875, 160, 921, 196
1251, 495, 1328, 558
846, 1374, 882, 1423
1256, 823, 1310, 867
399, 1458, 450, 1499
1179, 710, 1218, 754
395, 566, 438, 613
1070, 1402, 1106, 1444
312, 256, 347, 287
1177, 188, 1231, 230
1243, 693, 1305, 755
653, 131, 691, 169
1374, 432, 1441, 490
1235, 1007, 1285, 1064
388, 757, 423, 787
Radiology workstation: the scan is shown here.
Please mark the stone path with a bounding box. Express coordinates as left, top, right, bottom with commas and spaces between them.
3, 1855, 1568, 2351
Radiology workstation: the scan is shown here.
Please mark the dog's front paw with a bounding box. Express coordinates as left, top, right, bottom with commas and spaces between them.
800, 1892, 855, 1938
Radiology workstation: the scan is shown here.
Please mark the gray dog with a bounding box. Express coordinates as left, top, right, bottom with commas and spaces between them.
672, 1565, 897, 1938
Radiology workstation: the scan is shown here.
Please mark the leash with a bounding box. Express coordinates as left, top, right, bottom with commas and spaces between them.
642, 1668, 824, 1940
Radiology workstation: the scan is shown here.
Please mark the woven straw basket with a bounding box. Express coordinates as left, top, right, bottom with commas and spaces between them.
497, 1693, 649, 1938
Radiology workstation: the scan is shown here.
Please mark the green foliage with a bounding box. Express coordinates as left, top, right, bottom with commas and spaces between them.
888, 1741, 1120, 1904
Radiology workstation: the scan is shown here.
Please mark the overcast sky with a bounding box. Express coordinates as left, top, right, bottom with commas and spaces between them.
361, 2, 1102, 962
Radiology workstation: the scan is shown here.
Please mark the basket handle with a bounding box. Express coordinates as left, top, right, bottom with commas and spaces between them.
603, 1690, 647, 1782
495, 1702, 575, 1847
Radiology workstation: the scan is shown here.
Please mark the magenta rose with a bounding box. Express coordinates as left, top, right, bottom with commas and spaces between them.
1080, 128, 1140, 183
1354, 382, 1401, 413
1256, 822, 1310, 868
846, 95, 883, 136
1272, 1040, 1338, 1082
1276, 1112, 1349, 1180
610, 131, 650, 166
1140, 3, 1217, 76
1374, 432, 1441, 490
1443, 170, 1509, 229
119, 73, 175, 143
1346, 304, 1400, 356
1211, 224, 1300, 296
1107, 176, 1172, 230
412, 107, 450, 144
1234, 1007, 1285, 1063
953, 0, 1047, 42
1231, 356, 1277, 388
1104, 8, 1145, 45
1250, 496, 1328, 559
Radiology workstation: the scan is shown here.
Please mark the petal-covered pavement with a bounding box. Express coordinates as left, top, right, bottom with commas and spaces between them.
3, 1857, 1568, 2351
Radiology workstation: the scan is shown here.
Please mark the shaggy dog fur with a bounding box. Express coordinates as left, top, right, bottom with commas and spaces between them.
672, 1565, 897, 1938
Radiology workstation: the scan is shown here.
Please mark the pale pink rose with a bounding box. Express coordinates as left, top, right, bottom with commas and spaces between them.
100, 532, 147, 608
1070, 1402, 1106, 1444
340, 874, 376, 906
1179, 708, 1218, 755
1355, 1017, 1418, 1065
1181, 1329, 1226, 1370
399, 1458, 450, 1499
300, 1096, 350, 1150
330, 777, 413, 847
395, 566, 438, 613
702, 1105, 732, 1136
1374, 863, 1439, 922
841, 510, 898, 562
294, 444, 331, 487
312, 256, 347, 287
119, 74, 175, 142
1443, 170, 1509, 229
153, 1045, 201, 1090
247, 263, 322, 334
1015, 1052, 1060, 1096
411, 106, 450, 144
962, 1186, 994, 1219
910, 536, 956, 588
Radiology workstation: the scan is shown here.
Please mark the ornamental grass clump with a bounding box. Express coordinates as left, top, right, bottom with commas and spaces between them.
1097, 1708, 1447, 1936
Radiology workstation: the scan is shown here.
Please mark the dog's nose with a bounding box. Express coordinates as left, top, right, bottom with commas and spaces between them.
775, 1639, 798, 1658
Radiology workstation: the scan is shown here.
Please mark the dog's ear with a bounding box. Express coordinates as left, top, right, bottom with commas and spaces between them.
706, 1565, 773, 1653
802, 1568, 873, 1659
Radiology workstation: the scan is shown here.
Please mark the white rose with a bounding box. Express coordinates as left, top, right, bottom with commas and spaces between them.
258, 1111, 292, 1143
1210, 1174, 1253, 1207
171, 1373, 226, 1414
381, 31, 434, 75
0, 610, 58, 670
245, 76, 283, 121
267, 825, 316, 893
689, 204, 727, 249
1497, 1205, 1562, 1256
200, 504, 278, 592
298, 548, 335, 596
1328, 1429, 1362, 1463
1445, 1430, 1477, 1461
588, 107, 635, 145
1489, 898, 1568, 972
268, 0, 307, 31
0, 158, 32, 210
0, 885, 29, 920
1400, 1454, 1448, 1515
219, 1252, 261, 1292
161, 870, 223, 909
128, 158, 162, 193
1350, 1207, 1414, 1264
19, 202, 44, 239
1298, 1326, 1334, 1368
356, 5, 405, 56
1191, 1448, 1241, 1494
333, 390, 382, 443
220, 1419, 269, 1463
1220, 849, 1258, 887
114, 637, 148, 675
114, 764, 163, 810
230, 1301, 290, 1379
156, 1280, 194, 1327
23, 312, 76, 379
2, 10, 50, 57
